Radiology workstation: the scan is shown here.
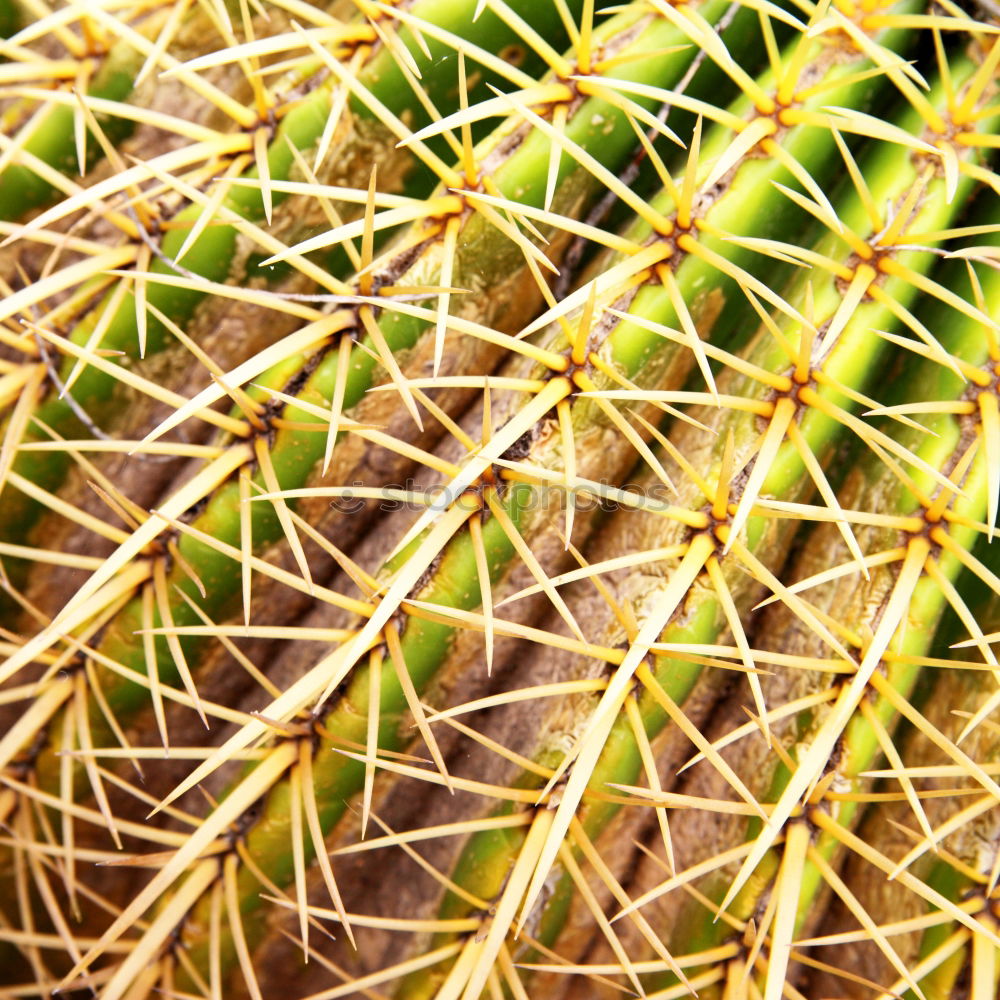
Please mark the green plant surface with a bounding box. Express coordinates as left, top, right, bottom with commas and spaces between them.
0, 0, 755, 782
0, 7, 161, 221
47, 11, 975, 996
0, 0, 596, 572
0, 0, 586, 222
796, 536, 1000, 999
0, 0, 294, 221
0, 0, 764, 992
179, 29, 998, 1000
0, 0, 20, 37
617, 224, 1000, 999
0, 3, 999, 1000
374, 58, 999, 999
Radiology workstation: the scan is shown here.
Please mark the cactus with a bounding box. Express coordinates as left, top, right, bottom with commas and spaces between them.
0, 1, 999, 999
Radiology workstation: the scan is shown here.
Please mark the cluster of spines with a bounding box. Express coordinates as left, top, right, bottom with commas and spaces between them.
0, 0, 731, 992
0, 1, 999, 1000
380, 52, 1000, 998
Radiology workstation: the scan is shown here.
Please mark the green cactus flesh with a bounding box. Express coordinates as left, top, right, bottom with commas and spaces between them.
0, 2, 999, 1000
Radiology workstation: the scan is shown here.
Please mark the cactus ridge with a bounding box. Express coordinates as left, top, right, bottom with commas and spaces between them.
0, 2, 999, 1000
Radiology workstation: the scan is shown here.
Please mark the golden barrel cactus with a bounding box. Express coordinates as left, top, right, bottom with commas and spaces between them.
0, 1, 999, 998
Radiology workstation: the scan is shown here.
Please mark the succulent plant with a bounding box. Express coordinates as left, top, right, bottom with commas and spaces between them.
1, 1, 999, 999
